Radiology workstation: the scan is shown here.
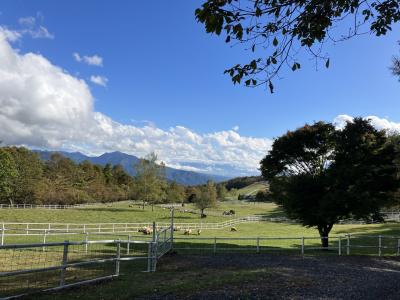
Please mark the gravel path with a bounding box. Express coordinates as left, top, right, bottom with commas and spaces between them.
147, 254, 400, 299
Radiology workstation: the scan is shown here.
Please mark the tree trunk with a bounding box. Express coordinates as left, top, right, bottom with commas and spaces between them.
151, 204, 154, 212
317, 224, 333, 249
142, 200, 145, 210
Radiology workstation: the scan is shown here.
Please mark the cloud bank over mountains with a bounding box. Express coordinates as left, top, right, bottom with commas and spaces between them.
0, 30, 399, 176
0, 31, 272, 176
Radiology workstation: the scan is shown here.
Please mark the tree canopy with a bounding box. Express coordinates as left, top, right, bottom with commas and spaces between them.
134, 152, 167, 209
260, 118, 399, 247
195, 180, 217, 217
196, 0, 400, 92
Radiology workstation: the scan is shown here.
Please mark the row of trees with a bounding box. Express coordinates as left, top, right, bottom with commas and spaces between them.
0, 147, 225, 208
0, 147, 137, 205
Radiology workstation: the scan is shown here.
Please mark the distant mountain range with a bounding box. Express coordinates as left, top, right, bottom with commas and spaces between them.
35, 150, 230, 186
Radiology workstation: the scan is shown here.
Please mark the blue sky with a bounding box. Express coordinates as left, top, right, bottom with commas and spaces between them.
0, 0, 400, 176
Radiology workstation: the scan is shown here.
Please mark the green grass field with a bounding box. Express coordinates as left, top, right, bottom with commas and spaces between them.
225, 181, 268, 200
0, 201, 279, 224
1, 201, 400, 299
1, 201, 399, 251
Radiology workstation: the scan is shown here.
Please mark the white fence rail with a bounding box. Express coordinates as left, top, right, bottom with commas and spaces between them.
0, 239, 149, 299
173, 234, 400, 256
2, 212, 400, 246
0, 224, 174, 299
0, 203, 106, 210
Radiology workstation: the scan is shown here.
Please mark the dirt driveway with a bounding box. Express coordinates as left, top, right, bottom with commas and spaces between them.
146, 254, 400, 299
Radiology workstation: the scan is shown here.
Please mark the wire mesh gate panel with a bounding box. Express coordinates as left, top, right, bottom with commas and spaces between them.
0, 239, 151, 299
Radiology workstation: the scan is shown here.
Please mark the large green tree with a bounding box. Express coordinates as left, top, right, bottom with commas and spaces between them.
8, 147, 43, 204
166, 181, 186, 203
0, 149, 18, 205
196, 0, 400, 92
260, 118, 399, 247
195, 180, 217, 217
135, 152, 167, 210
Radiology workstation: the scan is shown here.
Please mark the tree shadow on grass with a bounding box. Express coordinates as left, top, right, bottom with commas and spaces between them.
253, 206, 287, 218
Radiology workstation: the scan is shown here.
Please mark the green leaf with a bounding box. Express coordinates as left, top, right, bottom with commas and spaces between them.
325, 59, 330, 68
273, 37, 278, 46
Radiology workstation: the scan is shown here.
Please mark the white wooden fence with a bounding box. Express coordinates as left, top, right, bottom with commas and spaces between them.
0, 221, 174, 299
2, 211, 400, 246
173, 234, 400, 256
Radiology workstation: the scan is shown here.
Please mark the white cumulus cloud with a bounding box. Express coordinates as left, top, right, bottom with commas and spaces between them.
333, 114, 400, 133
0, 32, 271, 176
73, 53, 103, 66
0, 26, 21, 42
90, 75, 108, 87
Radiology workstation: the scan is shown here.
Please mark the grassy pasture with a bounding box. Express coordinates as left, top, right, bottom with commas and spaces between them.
0, 201, 279, 224
1, 201, 400, 299
225, 181, 268, 200
0, 201, 399, 254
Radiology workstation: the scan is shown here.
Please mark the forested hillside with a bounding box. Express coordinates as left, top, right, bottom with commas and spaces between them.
0, 147, 136, 205
0, 147, 225, 206
35, 150, 229, 185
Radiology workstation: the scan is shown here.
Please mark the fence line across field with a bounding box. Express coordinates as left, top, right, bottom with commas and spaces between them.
173, 234, 400, 256
0, 221, 174, 299
2, 213, 400, 245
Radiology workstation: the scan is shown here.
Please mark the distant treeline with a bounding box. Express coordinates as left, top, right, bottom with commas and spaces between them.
0, 146, 227, 206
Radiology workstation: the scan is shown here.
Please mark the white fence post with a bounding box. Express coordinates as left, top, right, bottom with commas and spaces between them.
42, 230, 47, 251
85, 232, 89, 253
1, 223, 4, 246
170, 208, 174, 250
346, 234, 350, 255
256, 237, 260, 253
127, 235, 131, 255
378, 235, 382, 256
115, 240, 121, 276
147, 242, 152, 272
59, 241, 69, 287
301, 237, 304, 256
338, 236, 342, 256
